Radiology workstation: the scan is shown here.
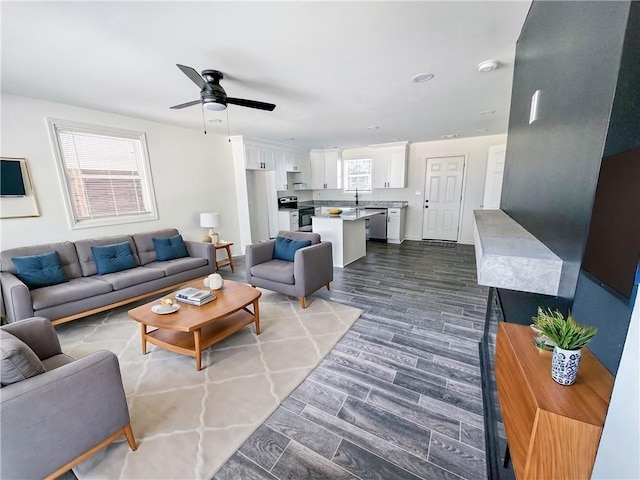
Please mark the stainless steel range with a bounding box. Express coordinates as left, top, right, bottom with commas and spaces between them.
277, 196, 298, 209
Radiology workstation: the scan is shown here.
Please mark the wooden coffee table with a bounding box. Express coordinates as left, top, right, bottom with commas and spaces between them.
128, 279, 261, 370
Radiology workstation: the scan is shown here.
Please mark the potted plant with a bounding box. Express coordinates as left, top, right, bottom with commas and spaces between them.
532, 307, 597, 385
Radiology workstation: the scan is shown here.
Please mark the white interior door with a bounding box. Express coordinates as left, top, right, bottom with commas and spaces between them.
482, 144, 507, 209
422, 156, 465, 241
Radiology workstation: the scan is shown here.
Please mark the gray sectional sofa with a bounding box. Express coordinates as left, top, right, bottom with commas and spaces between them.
0, 228, 215, 324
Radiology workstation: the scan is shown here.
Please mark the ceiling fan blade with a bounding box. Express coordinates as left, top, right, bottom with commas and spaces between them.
176, 64, 210, 91
169, 99, 201, 110
226, 97, 276, 111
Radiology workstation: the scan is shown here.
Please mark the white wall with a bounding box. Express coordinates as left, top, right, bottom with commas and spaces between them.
592, 298, 640, 479
313, 134, 507, 244
0, 94, 242, 255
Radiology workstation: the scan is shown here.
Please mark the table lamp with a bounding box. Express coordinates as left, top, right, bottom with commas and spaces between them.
200, 213, 221, 244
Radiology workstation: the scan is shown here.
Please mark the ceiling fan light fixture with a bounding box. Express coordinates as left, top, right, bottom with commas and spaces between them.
203, 100, 226, 111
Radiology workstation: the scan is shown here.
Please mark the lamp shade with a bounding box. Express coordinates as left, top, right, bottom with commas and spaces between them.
200, 213, 221, 228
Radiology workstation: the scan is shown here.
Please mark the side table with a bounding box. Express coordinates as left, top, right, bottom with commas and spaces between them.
214, 241, 235, 273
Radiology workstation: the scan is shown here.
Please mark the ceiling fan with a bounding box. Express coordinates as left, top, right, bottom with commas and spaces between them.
170, 64, 276, 112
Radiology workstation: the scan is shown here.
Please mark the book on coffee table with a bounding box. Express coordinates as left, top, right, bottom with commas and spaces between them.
175, 287, 215, 306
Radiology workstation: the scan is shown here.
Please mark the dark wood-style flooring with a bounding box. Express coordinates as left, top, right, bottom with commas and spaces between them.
214, 240, 489, 480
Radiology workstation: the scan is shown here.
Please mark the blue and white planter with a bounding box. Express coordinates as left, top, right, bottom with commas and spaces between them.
551, 346, 582, 385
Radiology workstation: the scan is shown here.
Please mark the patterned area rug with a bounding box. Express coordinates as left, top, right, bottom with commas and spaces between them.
55, 289, 361, 479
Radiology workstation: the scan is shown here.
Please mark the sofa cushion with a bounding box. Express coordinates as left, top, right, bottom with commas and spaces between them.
1, 241, 82, 279
31, 277, 114, 311
250, 259, 295, 285
75, 235, 139, 277
96, 266, 165, 291
145, 256, 208, 276
0, 329, 46, 386
12, 251, 68, 290
153, 234, 189, 262
273, 236, 312, 262
132, 229, 180, 265
91, 242, 138, 275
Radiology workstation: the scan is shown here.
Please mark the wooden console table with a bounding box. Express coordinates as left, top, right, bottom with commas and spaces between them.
495, 322, 613, 479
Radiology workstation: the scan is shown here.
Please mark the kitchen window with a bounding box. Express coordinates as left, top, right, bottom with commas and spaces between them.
48, 118, 158, 229
344, 158, 372, 192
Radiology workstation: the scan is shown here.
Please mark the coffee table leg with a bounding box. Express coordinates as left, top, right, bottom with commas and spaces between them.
194, 329, 202, 371
140, 324, 147, 354
253, 299, 261, 335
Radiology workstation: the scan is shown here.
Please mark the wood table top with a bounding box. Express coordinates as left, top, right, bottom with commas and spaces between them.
128, 278, 260, 333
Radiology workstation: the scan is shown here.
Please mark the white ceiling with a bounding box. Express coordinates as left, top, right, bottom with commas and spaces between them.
1, 1, 531, 150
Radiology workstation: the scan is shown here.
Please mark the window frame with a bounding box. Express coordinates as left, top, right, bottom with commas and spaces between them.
342, 157, 373, 193
47, 118, 159, 229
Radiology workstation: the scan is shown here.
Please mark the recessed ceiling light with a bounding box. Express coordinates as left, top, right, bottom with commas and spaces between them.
207, 118, 222, 123
476, 129, 489, 132
480, 110, 496, 116
367, 125, 379, 130
477, 60, 499, 73
442, 134, 460, 139
284, 137, 296, 141
411, 73, 435, 83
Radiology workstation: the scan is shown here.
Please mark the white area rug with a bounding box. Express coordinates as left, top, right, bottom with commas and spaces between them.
55, 289, 361, 480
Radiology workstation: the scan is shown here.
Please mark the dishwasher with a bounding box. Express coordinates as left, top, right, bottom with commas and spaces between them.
365, 208, 388, 242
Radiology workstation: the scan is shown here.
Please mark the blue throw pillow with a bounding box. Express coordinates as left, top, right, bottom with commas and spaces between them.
91, 242, 137, 275
273, 237, 312, 262
152, 234, 189, 261
12, 251, 68, 290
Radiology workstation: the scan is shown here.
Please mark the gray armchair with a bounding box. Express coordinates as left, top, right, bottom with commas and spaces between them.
246, 231, 333, 308
0, 317, 136, 479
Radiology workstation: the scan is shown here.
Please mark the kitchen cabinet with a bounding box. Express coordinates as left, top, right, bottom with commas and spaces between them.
371, 141, 408, 188
245, 144, 275, 170
310, 148, 341, 189
387, 207, 406, 244
278, 210, 299, 232
275, 151, 291, 190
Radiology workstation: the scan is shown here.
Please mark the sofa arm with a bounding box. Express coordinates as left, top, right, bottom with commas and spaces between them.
185, 240, 216, 273
246, 241, 276, 269
1, 316, 62, 360
0, 272, 34, 324
0, 350, 131, 479
294, 242, 334, 298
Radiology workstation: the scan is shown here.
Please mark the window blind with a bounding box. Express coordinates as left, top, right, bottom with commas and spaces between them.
56, 129, 151, 220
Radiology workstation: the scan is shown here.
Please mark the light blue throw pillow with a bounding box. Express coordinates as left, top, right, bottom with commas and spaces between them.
273, 237, 312, 262
12, 251, 68, 290
91, 242, 137, 275
152, 234, 189, 262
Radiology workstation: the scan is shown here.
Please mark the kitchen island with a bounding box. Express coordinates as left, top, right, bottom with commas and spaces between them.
312, 209, 385, 267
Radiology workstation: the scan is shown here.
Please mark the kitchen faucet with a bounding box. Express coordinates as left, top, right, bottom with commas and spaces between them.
355, 188, 359, 206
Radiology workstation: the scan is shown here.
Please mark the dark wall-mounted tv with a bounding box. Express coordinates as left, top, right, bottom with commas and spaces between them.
581, 147, 640, 300
0, 159, 27, 197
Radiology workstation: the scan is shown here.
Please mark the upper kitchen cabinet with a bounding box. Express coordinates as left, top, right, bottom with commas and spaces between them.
310, 148, 341, 189
244, 144, 275, 170
371, 141, 408, 189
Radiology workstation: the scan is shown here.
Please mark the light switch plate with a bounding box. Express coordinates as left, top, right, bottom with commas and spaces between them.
415, 190, 422, 196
